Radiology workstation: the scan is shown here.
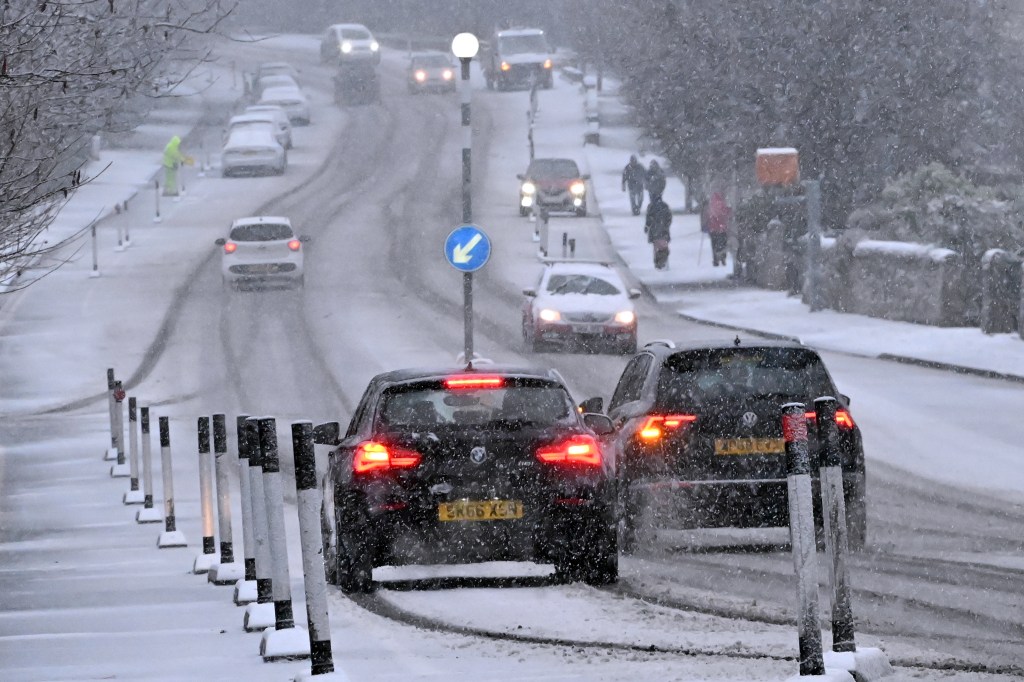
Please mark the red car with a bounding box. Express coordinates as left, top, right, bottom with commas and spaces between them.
518, 158, 590, 217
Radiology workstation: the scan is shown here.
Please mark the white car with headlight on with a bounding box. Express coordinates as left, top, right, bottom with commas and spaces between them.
320, 23, 381, 65
522, 260, 641, 354
215, 216, 308, 290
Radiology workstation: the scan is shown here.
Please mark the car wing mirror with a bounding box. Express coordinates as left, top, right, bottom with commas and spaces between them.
581, 173, 591, 181
628, 288, 642, 299
840, 393, 851, 405
516, 173, 525, 180
579, 396, 604, 414
299, 235, 311, 243
214, 237, 226, 246
583, 412, 614, 436
312, 421, 341, 446
522, 288, 536, 297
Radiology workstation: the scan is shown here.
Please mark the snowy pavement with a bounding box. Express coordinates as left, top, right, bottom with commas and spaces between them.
1, 35, 1022, 682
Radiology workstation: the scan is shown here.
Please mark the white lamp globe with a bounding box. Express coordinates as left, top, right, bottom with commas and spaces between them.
451, 32, 479, 59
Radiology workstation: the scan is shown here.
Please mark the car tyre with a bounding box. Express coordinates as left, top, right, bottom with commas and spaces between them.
336, 501, 374, 594
321, 500, 340, 586
555, 514, 618, 586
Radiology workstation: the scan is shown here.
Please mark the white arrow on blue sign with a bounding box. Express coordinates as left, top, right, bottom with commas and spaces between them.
444, 224, 491, 273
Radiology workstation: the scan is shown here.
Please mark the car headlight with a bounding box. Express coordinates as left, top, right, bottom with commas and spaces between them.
570, 181, 586, 195
614, 310, 636, 325
521, 181, 536, 195
543, 58, 553, 69
370, 41, 380, 51
442, 69, 453, 80
341, 41, 353, 54
415, 70, 426, 82
539, 308, 561, 322
501, 61, 511, 72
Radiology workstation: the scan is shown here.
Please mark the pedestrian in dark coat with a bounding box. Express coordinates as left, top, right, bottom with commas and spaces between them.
703, 191, 732, 266
644, 193, 672, 270
646, 160, 666, 200
622, 155, 646, 215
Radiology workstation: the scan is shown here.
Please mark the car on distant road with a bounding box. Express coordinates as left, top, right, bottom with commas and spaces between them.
320, 23, 380, 65
258, 85, 311, 126
591, 339, 867, 552
522, 260, 640, 354
227, 112, 291, 151
220, 126, 286, 177
518, 157, 589, 217
482, 27, 554, 91
406, 52, 456, 94
242, 105, 293, 149
253, 73, 299, 99
314, 365, 618, 593
254, 61, 300, 84
215, 216, 307, 290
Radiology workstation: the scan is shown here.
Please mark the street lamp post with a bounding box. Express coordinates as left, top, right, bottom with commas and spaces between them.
452, 32, 479, 364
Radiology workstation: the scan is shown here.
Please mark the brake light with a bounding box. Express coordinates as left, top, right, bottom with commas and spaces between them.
223, 242, 237, 254
287, 239, 301, 251
353, 441, 422, 474
805, 409, 856, 430
444, 375, 504, 389
638, 414, 697, 442
536, 434, 601, 467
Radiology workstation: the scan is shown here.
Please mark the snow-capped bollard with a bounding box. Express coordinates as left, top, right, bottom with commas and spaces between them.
233, 415, 258, 601
782, 402, 824, 676
104, 369, 117, 460
815, 398, 893, 682
208, 413, 243, 585
110, 382, 130, 477
244, 418, 275, 631
257, 416, 310, 662
135, 407, 163, 523
192, 417, 217, 574
292, 421, 334, 674
157, 416, 187, 548
123, 397, 145, 504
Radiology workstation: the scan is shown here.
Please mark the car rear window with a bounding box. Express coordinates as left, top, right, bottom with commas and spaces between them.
546, 274, 620, 295
229, 223, 293, 241
379, 381, 574, 428
656, 348, 835, 407
528, 159, 580, 178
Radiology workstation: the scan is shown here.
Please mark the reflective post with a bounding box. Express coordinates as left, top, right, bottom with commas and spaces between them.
123, 397, 145, 504
157, 416, 187, 548
243, 418, 275, 631
193, 417, 217, 573
135, 407, 163, 523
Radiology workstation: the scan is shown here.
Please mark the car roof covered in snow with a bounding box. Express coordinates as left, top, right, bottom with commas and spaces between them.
370, 365, 567, 387
231, 216, 292, 228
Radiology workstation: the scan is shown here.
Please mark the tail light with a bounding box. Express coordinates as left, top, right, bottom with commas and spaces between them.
805, 409, 856, 431
444, 375, 503, 389
536, 434, 601, 467
287, 239, 301, 251
638, 414, 697, 442
543, 58, 553, 69
353, 441, 422, 475
223, 242, 237, 254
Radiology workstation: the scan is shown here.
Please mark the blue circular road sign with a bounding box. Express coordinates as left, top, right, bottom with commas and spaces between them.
444, 225, 491, 273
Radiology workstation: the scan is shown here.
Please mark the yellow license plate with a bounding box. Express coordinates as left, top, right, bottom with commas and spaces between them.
714, 437, 785, 456
438, 499, 524, 522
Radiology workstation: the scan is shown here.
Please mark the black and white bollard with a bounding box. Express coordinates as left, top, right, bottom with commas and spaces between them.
258, 417, 310, 661
157, 416, 187, 548
233, 415, 258, 602
135, 407, 163, 523
153, 179, 162, 223
209, 413, 243, 585
109, 382, 130, 477
244, 418, 276, 631
292, 421, 334, 675
193, 417, 218, 573
123, 397, 145, 504
815, 398, 893, 681
104, 369, 118, 460
782, 402, 824, 677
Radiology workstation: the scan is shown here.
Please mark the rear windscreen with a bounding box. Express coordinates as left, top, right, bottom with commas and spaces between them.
657, 348, 835, 406
380, 382, 574, 428
229, 223, 293, 241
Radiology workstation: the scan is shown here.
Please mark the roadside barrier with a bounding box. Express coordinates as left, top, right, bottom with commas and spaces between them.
109, 381, 130, 478
257, 416, 311, 661
243, 417, 276, 631
135, 407, 163, 523
208, 414, 243, 585
781, 402, 825, 676
104, 369, 117, 460
292, 421, 335, 675
123, 397, 145, 504
192, 417, 218, 573
233, 415, 258, 603
157, 416, 187, 548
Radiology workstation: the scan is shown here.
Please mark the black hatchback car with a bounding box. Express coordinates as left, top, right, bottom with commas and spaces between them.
316, 366, 618, 593
590, 340, 866, 550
